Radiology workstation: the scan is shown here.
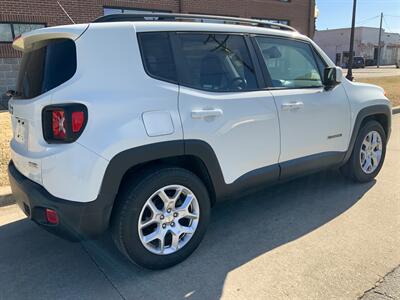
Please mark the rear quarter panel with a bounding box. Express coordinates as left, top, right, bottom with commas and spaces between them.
50, 22, 183, 161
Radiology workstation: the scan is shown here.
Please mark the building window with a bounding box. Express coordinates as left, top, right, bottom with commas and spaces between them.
0, 24, 13, 42
0, 23, 45, 42
252, 18, 290, 25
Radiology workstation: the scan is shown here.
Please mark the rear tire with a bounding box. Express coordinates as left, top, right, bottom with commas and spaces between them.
111, 167, 211, 269
340, 120, 386, 182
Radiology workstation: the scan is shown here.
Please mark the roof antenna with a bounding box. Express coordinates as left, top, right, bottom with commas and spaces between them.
57, 1, 76, 24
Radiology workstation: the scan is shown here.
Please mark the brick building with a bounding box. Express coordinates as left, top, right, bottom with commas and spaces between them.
0, 0, 316, 107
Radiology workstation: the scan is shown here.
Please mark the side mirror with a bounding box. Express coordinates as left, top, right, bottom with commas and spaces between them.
323, 67, 342, 90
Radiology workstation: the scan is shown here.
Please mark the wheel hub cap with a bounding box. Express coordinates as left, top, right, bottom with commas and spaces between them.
164, 214, 174, 223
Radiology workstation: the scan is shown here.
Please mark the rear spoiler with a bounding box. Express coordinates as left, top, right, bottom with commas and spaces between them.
12, 24, 89, 52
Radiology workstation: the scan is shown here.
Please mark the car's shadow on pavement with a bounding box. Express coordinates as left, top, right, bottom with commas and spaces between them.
0, 170, 375, 300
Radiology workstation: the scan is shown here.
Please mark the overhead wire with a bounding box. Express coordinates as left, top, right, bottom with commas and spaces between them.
383, 16, 394, 32
356, 15, 380, 25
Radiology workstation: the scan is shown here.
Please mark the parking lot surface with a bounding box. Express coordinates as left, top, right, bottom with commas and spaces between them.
343, 65, 400, 78
0, 115, 399, 300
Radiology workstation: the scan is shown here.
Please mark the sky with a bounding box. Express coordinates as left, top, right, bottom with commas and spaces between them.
316, 0, 400, 33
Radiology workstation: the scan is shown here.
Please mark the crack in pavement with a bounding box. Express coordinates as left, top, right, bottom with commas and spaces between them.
373, 290, 395, 299
359, 265, 400, 299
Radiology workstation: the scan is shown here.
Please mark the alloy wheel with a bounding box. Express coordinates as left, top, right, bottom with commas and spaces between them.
138, 185, 200, 255
360, 130, 383, 174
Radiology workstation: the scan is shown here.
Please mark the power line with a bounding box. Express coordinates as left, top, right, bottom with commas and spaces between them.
356, 15, 379, 24
383, 16, 393, 32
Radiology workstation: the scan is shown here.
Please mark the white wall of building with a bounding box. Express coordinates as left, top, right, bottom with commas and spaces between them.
314, 27, 400, 66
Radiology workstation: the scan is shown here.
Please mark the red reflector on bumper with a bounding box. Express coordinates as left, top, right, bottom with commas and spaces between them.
45, 209, 59, 224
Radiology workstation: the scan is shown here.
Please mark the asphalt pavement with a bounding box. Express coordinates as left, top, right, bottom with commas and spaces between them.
361, 266, 400, 299
0, 115, 399, 300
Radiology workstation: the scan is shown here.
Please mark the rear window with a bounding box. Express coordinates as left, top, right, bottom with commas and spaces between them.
137, 32, 177, 83
16, 39, 77, 99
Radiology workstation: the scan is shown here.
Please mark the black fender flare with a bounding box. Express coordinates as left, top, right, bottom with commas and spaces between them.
95, 139, 278, 234
100, 140, 185, 201
343, 104, 391, 164
98, 139, 273, 203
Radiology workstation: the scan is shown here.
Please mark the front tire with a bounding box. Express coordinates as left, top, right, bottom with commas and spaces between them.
341, 120, 387, 182
111, 167, 211, 269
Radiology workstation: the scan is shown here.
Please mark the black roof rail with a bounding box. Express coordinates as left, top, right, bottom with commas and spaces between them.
93, 13, 297, 32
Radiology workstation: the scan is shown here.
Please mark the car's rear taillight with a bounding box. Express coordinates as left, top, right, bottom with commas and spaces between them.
52, 110, 67, 139
42, 104, 88, 143
72, 111, 84, 133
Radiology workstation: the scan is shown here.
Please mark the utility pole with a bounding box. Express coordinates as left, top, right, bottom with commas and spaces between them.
377, 12, 383, 68
346, 0, 357, 81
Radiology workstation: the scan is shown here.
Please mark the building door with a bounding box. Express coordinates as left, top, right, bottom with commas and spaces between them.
335, 53, 341, 66
374, 47, 378, 61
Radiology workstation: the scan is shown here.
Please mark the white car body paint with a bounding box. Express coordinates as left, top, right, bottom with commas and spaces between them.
8, 20, 391, 203
341, 80, 391, 139
179, 87, 280, 184
272, 84, 351, 162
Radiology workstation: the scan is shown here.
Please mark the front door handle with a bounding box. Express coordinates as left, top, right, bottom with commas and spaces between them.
281, 101, 304, 111
191, 108, 223, 119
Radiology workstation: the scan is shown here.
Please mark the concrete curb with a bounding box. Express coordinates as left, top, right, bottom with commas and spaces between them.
0, 186, 14, 207
393, 106, 400, 115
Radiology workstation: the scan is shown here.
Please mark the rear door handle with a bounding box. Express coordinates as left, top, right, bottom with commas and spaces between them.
191, 108, 223, 119
281, 101, 304, 111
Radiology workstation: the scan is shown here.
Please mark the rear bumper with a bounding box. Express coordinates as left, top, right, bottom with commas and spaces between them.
8, 161, 111, 241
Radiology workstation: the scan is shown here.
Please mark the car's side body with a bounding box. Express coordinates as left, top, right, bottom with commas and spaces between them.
8, 20, 391, 241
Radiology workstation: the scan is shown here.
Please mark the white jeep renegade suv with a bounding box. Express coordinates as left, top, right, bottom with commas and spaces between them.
7, 13, 391, 269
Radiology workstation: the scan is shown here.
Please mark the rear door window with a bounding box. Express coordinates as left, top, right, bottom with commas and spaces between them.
175, 33, 258, 92
16, 39, 77, 99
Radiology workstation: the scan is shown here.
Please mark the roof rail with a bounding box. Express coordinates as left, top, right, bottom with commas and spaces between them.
93, 13, 297, 32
